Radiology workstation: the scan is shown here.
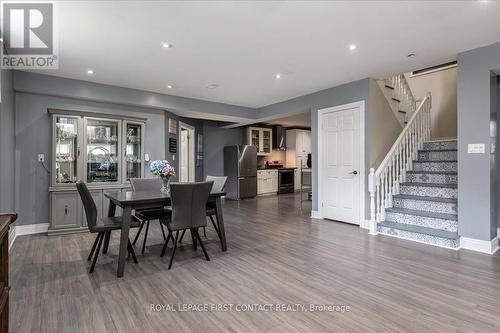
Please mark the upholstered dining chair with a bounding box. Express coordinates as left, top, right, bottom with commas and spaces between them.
130, 178, 170, 254
76, 181, 140, 273
160, 181, 213, 269
179, 175, 227, 244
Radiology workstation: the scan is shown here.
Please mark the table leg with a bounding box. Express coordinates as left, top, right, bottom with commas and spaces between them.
215, 197, 227, 251
117, 206, 132, 278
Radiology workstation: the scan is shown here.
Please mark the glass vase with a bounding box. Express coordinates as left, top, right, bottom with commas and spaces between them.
161, 177, 171, 194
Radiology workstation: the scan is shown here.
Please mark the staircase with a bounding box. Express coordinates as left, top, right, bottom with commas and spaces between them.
377, 139, 459, 248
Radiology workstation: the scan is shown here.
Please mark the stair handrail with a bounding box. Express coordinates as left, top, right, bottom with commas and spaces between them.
368, 93, 431, 234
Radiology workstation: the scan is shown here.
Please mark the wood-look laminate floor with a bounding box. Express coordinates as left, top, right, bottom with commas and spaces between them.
9, 193, 500, 333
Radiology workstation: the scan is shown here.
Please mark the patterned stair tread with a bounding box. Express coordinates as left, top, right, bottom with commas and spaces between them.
413, 160, 458, 163
392, 194, 457, 203
400, 182, 457, 188
418, 149, 457, 152
385, 207, 458, 221
406, 171, 457, 175
379, 221, 460, 240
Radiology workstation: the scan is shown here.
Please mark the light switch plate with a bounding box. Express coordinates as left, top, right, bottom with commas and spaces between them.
468, 143, 485, 154
144, 153, 150, 162
38, 154, 45, 162
172, 155, 175, 161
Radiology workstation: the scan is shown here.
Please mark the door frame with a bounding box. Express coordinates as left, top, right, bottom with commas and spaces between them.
317, 100, 365, 225
178, 122, 196, 182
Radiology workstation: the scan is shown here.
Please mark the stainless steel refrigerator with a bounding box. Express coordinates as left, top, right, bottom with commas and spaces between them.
224, 145, 257, 199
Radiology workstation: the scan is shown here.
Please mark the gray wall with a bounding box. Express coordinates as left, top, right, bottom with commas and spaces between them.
14, 93, 166, 226
0, 69, 15, 212
457, 42, 500, 241
258, 78, 372, 215
202, 121, 244, 178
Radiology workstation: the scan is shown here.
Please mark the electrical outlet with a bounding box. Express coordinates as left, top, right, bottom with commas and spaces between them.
38, 154, 45, 162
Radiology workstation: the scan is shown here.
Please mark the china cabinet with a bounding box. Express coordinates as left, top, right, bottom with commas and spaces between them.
49, 110, 145, 234
246, 127, 272, 156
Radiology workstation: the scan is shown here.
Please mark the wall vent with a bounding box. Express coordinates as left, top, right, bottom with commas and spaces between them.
410, 61, 457, 77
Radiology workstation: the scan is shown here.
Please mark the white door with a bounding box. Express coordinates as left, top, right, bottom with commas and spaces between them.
321, 107, 361, 224
180, 129, 189, 182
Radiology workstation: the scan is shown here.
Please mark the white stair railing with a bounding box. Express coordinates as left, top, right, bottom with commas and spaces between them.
385, 74, 418, 122
368, 93, 431, 234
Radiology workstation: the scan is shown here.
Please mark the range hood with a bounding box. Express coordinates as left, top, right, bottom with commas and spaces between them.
272, 126, 286, 150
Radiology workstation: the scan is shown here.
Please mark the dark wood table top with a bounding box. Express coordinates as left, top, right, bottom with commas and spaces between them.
104, 190, 225, 206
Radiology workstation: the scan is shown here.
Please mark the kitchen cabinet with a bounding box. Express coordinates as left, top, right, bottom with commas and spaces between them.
246, 127, 272, 156
48, 111, 145, 235
286, 129, 311, 167
257, 169, 278, 195
294, 169, 301, 191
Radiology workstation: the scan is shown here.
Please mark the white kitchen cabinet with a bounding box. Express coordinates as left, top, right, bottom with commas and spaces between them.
257, 169, 278, 195
246, 127, 272, 156
286, 129, 311, 167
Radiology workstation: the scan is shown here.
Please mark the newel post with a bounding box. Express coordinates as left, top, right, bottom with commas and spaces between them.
368, 168, 378, 235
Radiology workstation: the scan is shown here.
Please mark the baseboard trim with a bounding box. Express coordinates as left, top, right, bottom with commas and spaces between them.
460, 236, 499, 254
360, 220, 370, 230
310, 210, 323, 219
9, 223, 49, 250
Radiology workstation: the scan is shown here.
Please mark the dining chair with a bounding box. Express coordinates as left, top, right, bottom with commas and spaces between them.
160, 181, 213, 269
179, 175, 227, 243
130, 178, 170, 254
76, 181, 140, 273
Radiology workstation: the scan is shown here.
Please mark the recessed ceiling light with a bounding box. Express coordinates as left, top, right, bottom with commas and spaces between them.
206, 84, 219, 89
161, 42, 172, 48
87, 69, 94, 75
167, 84, 173, 89
407, 53, 416, 58
275, 73, 281, 79
349, 44, 357, 51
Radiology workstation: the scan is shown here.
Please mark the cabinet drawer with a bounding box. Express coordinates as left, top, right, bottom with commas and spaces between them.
51, 192, 82, 229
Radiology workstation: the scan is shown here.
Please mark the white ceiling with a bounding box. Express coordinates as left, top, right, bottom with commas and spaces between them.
32, 1, 500, 108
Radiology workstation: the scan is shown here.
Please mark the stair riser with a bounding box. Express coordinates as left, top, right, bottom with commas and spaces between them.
418, 150, 457, 161
385, 211, 457, 232
406, 172, 457, 185
400, 185, 457, 199
377, 226, 460, 249
393, 198, 457, 215
423, 141, 457, 150
413, 161, 457, 172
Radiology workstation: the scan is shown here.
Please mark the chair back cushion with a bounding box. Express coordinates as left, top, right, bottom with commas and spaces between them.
130, 178, 162, 192
76, 181, 97, 230
169, 181, 213, 230
205, 176, 228, 193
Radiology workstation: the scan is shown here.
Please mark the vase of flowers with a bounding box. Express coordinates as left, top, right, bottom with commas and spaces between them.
150, 160, 176, 194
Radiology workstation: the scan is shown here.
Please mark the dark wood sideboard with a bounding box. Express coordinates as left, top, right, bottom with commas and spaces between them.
0, 213, 16, 333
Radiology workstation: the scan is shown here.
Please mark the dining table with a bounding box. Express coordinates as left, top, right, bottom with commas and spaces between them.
104, 189, 227, 278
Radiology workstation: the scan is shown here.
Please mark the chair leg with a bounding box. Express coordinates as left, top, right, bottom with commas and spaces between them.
191, 229, 197, 250
88, 233, 101, 261
195, 229, 210, 262
168, 231, 180, 270
141, 220, 150, 255
203, 227, 207, 238
179, 229, 186, 243
160, 230, 172, 257
102, 231, 111, 254
212, 214, 224, 249
209, 215, 220, 237
133, 220, 145, 246
90, 232, 104, 273
127, 239, 138, 264
160, 221, 167, 240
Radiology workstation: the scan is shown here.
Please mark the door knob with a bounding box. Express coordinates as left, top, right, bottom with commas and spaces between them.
350, 171, 358, 175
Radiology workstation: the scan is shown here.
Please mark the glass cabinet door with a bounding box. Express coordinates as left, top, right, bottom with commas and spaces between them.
251, 129, 260, 150
86, 119, 120, 183
54, 116, 79, 184
124, 122, 143, 181
262, 129, 271, 154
